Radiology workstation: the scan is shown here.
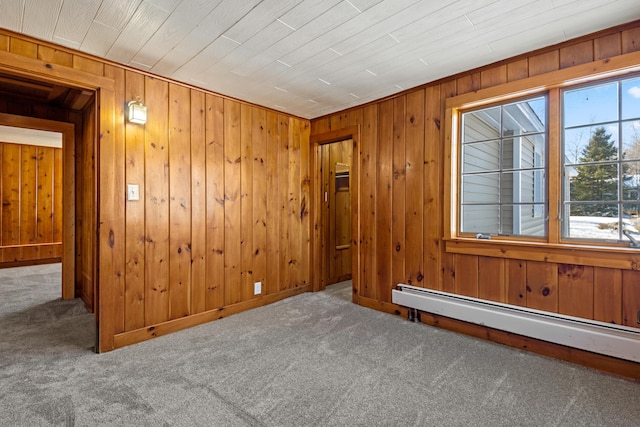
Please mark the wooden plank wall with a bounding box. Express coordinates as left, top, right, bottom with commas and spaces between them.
115, 82, 310, 344
0, 30, 312, 350
77, 105, 96, 311
311, 22, 640, 330
0, 141, 62, 262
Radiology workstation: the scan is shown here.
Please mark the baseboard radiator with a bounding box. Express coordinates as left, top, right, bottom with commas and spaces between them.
392, 284, 640, 363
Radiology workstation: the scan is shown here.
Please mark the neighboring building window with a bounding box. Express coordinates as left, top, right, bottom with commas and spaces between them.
460, 96, 547, 237
562, 75, 640, 243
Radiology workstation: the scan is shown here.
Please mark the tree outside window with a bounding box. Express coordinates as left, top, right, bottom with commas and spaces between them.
563, 76, 640, 241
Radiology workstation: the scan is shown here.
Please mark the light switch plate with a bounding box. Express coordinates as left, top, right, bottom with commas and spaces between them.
127, 184, 140, 201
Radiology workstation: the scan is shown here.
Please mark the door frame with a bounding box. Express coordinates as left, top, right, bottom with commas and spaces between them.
319, 139, 354, 287
0, 48, 116, 352
0, 113, 75, 299
310, 125, 360, 299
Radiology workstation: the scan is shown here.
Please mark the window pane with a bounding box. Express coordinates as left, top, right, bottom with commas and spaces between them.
461, 205, 499, 234
564, 82, 618, 127
500, 172, 514, 203
503, 134, 546, 170
463, 106, 500, 142
622, 202, 640, 237
461, 173, 499, 203
564, 125, 619, 164
501, 204, 546, 237
502, 170, 545, 203
564, 203, 619, 239
568, 164, 618, 205
503, 97, 546, 135
623, 160, 640, 201
621, 120, 640, 160
622, 77, 640, 120
460, 95, 547, 239
462, 140, 500, 172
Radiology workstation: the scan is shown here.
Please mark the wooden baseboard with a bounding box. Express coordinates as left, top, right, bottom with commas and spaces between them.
80, 293, 94, 313
357, 298, 640, 381
358, 295, 409, 317
0, 257, 61, 269
112, 284, 312, 350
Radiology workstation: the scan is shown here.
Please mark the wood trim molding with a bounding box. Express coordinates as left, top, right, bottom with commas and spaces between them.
445, 239, 640, 270
310, 126, 359, 145
113, 284, 311, 349
445, 49, 640, 109
418, 311, 640, 381
309, 125, 360, 295
0, 49, 114, 90
358, 296, 640, 380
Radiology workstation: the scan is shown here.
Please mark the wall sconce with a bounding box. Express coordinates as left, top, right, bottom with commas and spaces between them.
127, 98, 147, 125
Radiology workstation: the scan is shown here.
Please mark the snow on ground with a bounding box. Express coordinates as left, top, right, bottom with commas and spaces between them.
567, 215, 640, 240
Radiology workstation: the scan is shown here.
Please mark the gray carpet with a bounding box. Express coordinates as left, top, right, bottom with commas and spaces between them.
0, 264, 639, 426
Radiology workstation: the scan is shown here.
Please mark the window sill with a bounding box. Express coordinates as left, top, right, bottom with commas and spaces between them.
444, 237, 640, 270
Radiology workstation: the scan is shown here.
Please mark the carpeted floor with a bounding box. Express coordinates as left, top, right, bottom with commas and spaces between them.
0, 263, 639, 426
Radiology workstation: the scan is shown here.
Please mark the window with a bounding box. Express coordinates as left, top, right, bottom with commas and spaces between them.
460, 96, 547, 237
446, 50, 640, 268
562, 75, 640, 244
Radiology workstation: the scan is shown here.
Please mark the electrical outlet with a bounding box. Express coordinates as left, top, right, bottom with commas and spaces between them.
254, 281, 262, 295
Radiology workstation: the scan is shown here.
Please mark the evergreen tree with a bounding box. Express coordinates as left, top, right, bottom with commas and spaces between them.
570, 127, 619, 215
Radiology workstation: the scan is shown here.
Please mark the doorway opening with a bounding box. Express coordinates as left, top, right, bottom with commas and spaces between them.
320, 139, 354, 287
0, 72, 97, 348
311, 125, 360, 297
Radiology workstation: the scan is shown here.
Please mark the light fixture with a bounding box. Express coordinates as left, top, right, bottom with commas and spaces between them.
127, 98, 147, 125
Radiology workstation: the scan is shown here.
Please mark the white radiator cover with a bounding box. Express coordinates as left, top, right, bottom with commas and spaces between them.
392, 284, 640, 363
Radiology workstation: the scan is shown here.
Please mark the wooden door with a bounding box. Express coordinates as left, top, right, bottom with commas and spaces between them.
321, 139, 353, 286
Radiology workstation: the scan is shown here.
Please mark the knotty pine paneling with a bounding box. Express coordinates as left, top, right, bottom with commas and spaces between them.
21, 145, 38, 246
144, 76, 170, 326
0, 142, 62, 263
424, 85, 442, 291
278, 116, 291, 292
190, 90, 206, 314
593, 267, 622, 325
224, 99, 242, 306
376, 99, 393, 302
0, 30, 312, 349
391, 97, 406, 289
360, 104, 377, 300
265, 111, 280, 296
104, 64, 126, 329
204, 94, 225, 310
109, 74, 313, 331
76, 106, 95, 312
117, 76, 309, 338
288, 116, 302, 288
252, 107, 268, 298
558, 264, 594, 319
312, 21, 640, 331
404, 90, 425, 287
168, 83, 191, 320
240, 104, 253, 301
124, 70, 146, 330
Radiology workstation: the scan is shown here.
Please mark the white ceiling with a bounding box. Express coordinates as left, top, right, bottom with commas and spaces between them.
1, 0, 639, 118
